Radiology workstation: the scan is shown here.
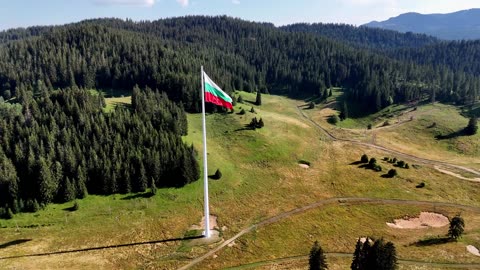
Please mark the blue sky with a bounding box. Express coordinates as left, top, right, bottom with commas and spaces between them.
1, 0, 479, 30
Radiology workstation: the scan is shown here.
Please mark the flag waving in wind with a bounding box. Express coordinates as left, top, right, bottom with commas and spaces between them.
203, 71, 233, 109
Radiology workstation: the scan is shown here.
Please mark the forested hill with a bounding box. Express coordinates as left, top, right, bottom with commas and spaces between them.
280, 23, 438, 50
0, 16, 479, 112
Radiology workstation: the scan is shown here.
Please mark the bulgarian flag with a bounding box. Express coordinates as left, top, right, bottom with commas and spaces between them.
203, 71, 233, 110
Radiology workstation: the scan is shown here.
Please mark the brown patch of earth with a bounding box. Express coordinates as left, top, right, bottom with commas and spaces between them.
386, 212, 449, 229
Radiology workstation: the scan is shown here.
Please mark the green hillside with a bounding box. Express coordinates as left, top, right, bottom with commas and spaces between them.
1, 92, 479, 269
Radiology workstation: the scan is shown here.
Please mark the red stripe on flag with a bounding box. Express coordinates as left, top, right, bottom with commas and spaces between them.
205, 92, 233, 109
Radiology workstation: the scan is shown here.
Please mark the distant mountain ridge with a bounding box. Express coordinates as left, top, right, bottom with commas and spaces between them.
363, 9, 480, 40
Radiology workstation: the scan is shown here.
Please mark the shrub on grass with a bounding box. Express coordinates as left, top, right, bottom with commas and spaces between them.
309, 102, 315, 109
328, 115, 339, 125
367, 124, 372, 130
360, 154, 369, 163
239, 109, 246, 115
373, 165, 382, 172
369, 158, 377, 167
387, 169, 398, 178
405, 163, 410, 169
72, 201, 79, 211
416, 182, 425, 188
250, 107, 256, 113
213, 169, 222, 180
397, 160, 405, 168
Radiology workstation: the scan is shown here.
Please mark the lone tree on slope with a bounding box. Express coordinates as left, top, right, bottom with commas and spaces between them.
309, 241, 328, 270
448, 215, 465, 240
255, 91, 262, 106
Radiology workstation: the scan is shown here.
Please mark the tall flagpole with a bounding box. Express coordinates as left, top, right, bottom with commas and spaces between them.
200, 66, 211, 238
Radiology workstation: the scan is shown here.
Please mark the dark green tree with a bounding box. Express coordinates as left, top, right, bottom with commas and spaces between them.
351, 238, 363, 270
255, 91, 262, 106
387, 169, 398, 178
213, 169, 222, 180
360, 154, 369, 163
258, 118, 265, 128
448, 215, 465, 240
309, 241, 328, 270
339, 102, 348, 121
368, 157, 377, 167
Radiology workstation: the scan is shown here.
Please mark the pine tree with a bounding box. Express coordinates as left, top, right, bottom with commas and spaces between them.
255, 91, 262, 106
351, 238, 363, 270
309, 241, 328, 270
448, 215, 465, 240
339, 102, 348, 120
379, 241, 398, 270
258, 118, 265, 128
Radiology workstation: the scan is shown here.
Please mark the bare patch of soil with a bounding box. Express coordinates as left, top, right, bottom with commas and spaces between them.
386, 212, 449, 229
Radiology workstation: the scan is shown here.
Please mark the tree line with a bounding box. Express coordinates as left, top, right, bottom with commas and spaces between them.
0, 87, 199, 217
0, 16, 478, 115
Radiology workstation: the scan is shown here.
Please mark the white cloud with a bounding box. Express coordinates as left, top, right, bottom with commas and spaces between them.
232, 0, 240, 4
176, 0, 189, 7
93, 0, 155, 7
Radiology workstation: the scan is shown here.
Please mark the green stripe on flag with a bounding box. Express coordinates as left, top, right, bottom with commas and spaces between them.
205, 82, 232, 103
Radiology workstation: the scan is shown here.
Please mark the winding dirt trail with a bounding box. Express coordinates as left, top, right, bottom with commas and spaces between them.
177, 197, 480, 270
296, 106, 480, 177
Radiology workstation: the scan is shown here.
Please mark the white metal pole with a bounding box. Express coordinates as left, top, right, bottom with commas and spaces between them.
201, 66, 211, 238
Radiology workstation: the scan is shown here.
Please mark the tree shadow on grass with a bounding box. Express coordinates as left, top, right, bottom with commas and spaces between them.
411, 237, 453, 247
0, 239, 32, 249
62, 205, 77, 212
349, 161, 364, 165
381, 174, 395, 178
0, 236, 203, 260
121, 192, 154, 200
435, 130, 465, 140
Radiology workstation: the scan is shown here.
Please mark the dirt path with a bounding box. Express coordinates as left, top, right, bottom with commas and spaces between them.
435, 166, 480, 182
177, 197, 480, 269
295, 106, 480, 177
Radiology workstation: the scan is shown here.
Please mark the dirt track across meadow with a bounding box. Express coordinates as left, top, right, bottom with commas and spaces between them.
177, 197, 480, 270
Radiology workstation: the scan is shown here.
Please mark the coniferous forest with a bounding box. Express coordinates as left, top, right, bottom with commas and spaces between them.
0, 87, 198, 216
0, 15, 479, 214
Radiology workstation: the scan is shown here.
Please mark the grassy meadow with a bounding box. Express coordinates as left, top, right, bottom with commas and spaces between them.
0, 91, 479, 269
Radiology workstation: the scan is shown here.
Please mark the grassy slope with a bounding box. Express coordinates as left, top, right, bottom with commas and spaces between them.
1, 92, 479, 269
308, 89, 480, 169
